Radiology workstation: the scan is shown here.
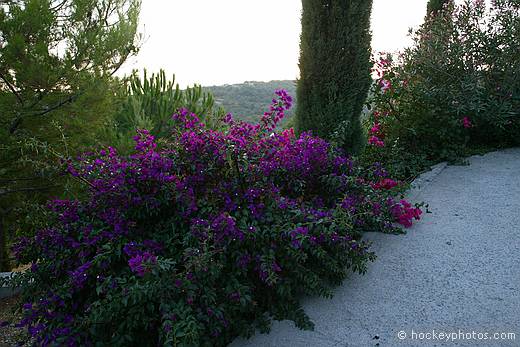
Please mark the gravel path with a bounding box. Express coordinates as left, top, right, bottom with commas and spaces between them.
231, 148, 520, 347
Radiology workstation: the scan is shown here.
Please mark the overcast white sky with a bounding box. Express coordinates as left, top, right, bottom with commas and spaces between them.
118, 0, 430, 88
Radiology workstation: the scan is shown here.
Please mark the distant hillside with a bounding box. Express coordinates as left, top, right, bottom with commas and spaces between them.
205, 80, 297, 125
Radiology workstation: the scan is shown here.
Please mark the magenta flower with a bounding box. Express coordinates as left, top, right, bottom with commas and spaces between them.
380, 79, 392, 92
259, 89, 293, 131
462, 117, 473, 129
389, 199, 422, 228
372, 178, 398, 190
368, 136, 385, 147
370, 123, 381, 135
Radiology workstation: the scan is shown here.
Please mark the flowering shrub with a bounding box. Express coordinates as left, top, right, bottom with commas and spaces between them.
363, 1, 520, 180
7, 90, 421, 346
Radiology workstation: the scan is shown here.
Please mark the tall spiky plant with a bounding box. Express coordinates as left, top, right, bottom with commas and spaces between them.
105, 69, 224, 152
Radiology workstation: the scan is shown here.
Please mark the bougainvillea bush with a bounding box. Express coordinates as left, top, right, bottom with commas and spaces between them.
7, 91, 421, 346
363, 0, 520, 180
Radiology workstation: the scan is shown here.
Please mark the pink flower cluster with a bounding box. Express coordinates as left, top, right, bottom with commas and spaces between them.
367, 54, 397, 148
368, 121, 385, 147
390, 199, 422, 228
260, 89, 293, 131
368, 135, 384, 147
370, 123, 381, 134
372, 178, 398, 190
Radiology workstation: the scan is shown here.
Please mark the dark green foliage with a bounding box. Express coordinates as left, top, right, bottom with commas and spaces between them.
205, 80, 297, 125
426, 0, 453, 17
296, 0, 373, 154
0, 0, 141, 270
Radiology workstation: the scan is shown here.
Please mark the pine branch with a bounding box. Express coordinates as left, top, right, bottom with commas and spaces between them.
8, 93, 79, 134
0, 73, 24, 105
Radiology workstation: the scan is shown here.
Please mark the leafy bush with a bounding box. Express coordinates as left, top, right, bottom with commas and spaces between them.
7, 91, 421, 346
363, 0, 520, 179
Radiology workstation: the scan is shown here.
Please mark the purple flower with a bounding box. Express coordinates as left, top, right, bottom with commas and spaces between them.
237, 254, 252, 269
291, 239, 302, 249
210, 213, 244, 244
28, 323, 46, 337
372, 202, 382, 215
223, 113, 234, 124
133, 129, 157, 152
128, 252, 157, 277
341, 196, 358, 213
229, 292, 241, 301
372, 162, 388, 178
288, 226, 308, 249
69, 261, 92, 290
260, 89, 294, 130
123, 242, 139, 257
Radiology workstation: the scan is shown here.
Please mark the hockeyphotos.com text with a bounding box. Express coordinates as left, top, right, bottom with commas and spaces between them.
397, 329, 516, 342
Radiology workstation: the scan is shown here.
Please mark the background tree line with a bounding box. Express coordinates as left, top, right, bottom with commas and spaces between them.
205, 80, 297, 125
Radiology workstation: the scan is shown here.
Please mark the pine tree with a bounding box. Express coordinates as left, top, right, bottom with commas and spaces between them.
296, 0, 373, 153
0, 0, 141, 270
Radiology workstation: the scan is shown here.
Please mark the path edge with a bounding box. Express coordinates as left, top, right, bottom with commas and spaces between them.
407, 161, 448, 200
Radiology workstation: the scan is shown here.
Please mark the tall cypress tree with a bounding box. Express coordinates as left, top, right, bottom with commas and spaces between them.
296, 0, 373, 153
